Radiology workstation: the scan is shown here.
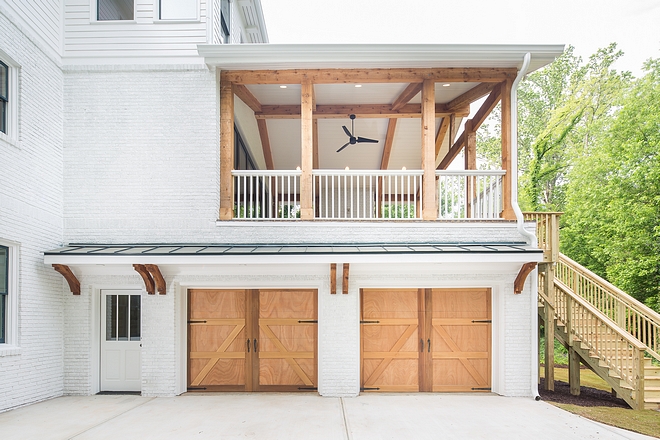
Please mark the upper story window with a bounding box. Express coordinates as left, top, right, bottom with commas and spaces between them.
220, 0, 230, 43
235, 127, 256, 170
98, 0, 134, 21
0, 61, 7, 135
0, 245, 8, 344
160, 0, 198, 20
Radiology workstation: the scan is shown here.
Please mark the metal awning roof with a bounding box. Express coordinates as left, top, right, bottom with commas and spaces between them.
46, 243, 541, 256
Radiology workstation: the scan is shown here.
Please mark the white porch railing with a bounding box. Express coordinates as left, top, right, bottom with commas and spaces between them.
436, 170, 505, 219
313, 170, 424, 220
233, 170, 302, 219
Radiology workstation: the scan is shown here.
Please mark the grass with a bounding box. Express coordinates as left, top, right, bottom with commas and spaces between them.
552, 404, 660, 438
540, 365, 660, 438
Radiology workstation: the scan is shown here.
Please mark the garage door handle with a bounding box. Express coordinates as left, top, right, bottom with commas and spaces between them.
427, 339, 431, 352
247, 339, 250, 352
420, 339, 424, 352
253, 339, 258, 352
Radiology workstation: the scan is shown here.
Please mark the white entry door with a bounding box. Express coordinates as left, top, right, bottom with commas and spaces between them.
101, 290, 141, 392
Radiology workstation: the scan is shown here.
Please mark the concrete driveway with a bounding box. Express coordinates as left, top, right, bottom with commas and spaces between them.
0, 393, 654, 440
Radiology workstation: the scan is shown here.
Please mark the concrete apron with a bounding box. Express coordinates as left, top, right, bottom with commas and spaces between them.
0, 393, 654, 440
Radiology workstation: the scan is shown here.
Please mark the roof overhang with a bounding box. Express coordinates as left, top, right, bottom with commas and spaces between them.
197, 43, 565, 73
44, 243, 543, 266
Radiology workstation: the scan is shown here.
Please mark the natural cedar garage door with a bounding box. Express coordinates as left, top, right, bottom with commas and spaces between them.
361, 288, 491, 392
188, 289, 317, 392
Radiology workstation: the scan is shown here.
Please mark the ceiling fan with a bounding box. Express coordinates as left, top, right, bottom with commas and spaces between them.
336, 114, 379, 152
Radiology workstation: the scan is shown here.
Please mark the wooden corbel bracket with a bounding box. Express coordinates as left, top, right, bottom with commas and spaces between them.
52, 264, 80, 295
342, 263, 350, 294
133, 264, 155, 295
330, 263, 337, 294
145, 264, 166, 295
514, 262, 538, 294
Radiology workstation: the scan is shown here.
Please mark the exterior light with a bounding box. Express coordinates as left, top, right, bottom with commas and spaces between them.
280, 85, 287, 89
402, 166, 406, 170
345, 166, 350, 170
354, 84, 362, 88
296, 166, 301, 171
443, 83, 451, 87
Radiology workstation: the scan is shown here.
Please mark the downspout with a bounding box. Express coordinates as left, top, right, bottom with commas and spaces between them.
511, 52, 536, 245
511, 53, 541, 400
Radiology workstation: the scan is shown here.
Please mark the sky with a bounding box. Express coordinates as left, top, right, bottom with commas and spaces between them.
260, 0, 660, 77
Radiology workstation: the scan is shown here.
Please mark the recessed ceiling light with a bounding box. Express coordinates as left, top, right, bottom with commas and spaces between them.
354, 84, 362, 88
443, 83, 451, 87
280, 85, 287, 89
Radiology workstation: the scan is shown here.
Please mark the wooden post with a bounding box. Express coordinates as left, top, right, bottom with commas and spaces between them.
219, 74, 235, 220
541, 264, 555, 391
465, 123, 476, 218
421, 79, 437, 220
300, 79, 314, 219
634, 348, 645, 410
568, 346, 581, 396
500, 79, 514, 219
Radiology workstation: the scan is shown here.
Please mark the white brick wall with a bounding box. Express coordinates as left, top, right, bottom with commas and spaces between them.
0, 12, 65, 412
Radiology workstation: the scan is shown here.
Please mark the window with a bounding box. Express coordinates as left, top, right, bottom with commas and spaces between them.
160, 0, 197, 20
97, 0, 134, 21
0, 61, 7, 135
234, 127, 256, 171
0, 245, 7, 344
220, 0, 230, 43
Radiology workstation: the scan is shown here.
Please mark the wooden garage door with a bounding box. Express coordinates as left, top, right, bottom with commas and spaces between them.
360, 288, 491, 392
188, 289, 317, 392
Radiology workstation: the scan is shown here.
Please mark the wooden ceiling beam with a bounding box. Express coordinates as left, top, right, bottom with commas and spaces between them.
434, 116, 450, 161
380, 119, 397, 170
391, 82, 423, 111
233, 84, 262, 113
255, 103, 470, 119
470, 84, 502, 131
224, 68, 518, 85
445, 82, 496, 113
437, 130, 466, 170
256, 119, 274, 170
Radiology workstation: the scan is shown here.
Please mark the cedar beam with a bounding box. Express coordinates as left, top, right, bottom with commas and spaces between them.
257, 119, 274, 170
254, 103, 469, 119
233, 84, 262, 113
133, 264, 155, 295
437, 131, 466, 170
434, 117, 450, 161
52, 264, 80, 295
145, 264, 166, 295
421, 79, 437, 220
471, 84, 502, 131
300, 79, 314, 219
514, 262, 537, 294
501, 79, 514, 219
391, 82, 423, 111
224, 67, 519, 85
445, 82, 496, 112
342, 263, 349, 294
219, 74, 234, 220
330, 263, 337, 294
380, 119, 397, 170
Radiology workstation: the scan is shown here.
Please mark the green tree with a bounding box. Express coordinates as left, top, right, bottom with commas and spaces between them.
562, 59, 660, 309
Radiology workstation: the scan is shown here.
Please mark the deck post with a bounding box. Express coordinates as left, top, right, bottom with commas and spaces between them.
568, 346, 581, 396
300, 79, 314, 219
500, 79, 514, 219
541, 264, 555, 391
421, 79, 437, 220
464, 122, 476, 218
219, 73, 235, 220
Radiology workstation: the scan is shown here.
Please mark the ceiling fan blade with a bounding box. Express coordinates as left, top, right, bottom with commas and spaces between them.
356, 137, 379, 143
336, 142, 351, 152
342, 125, 352, 137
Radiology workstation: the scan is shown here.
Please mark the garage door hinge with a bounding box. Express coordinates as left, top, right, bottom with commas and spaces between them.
471, 320, 492, 323
298, 320, 318, 323
188, 320, 207, 324
297, 387, 318, 391
360, 387, 380, 391
471, 387, 491, 391
187, 387, 207, 391
360, 320, 380, 324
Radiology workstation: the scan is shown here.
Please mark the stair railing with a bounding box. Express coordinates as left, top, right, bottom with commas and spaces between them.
556, 254, 660, 362
548, 277, 647, 409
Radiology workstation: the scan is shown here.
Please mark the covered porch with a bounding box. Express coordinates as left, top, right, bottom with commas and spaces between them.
198, 44, 564, 221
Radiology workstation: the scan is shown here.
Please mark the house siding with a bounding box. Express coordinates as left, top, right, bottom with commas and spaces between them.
0, 10, 65, 411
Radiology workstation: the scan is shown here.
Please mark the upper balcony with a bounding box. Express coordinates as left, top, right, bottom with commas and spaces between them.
199, 44, 565, 223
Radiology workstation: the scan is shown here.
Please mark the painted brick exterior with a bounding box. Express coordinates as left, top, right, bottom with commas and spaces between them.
0, 11, 65, 411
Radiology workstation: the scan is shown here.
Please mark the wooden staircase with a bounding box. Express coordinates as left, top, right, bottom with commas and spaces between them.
526, 213, 660, 410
